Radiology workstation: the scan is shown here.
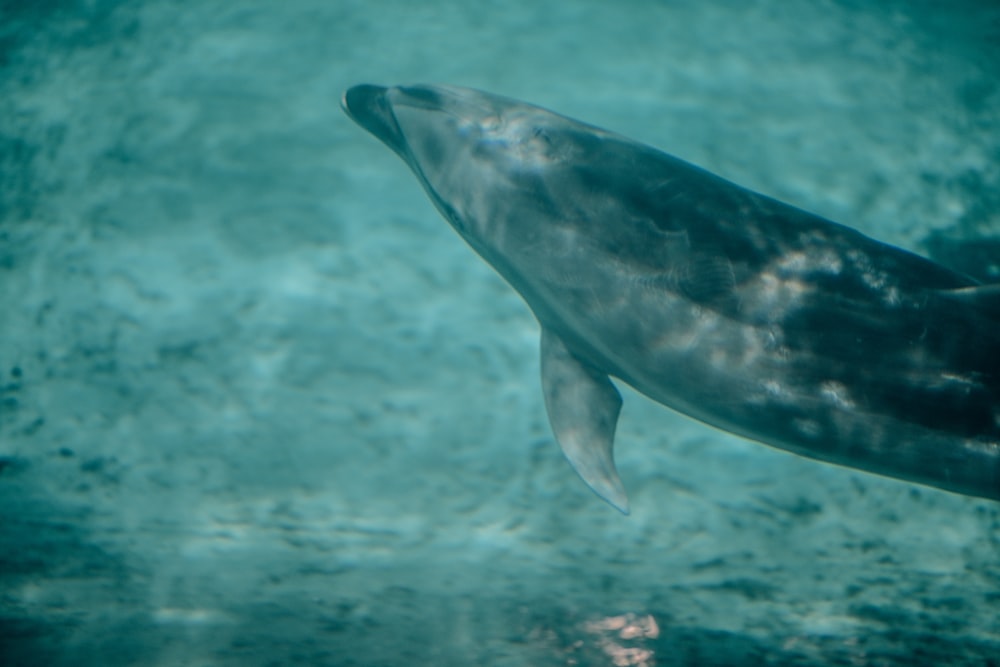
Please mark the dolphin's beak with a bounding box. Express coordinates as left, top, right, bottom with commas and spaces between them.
341, 84, 408, 159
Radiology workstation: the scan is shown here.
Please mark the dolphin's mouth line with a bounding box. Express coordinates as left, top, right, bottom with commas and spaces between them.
394, 101, 469, 125
394, 84, 496, 120
390, 96, 491, 137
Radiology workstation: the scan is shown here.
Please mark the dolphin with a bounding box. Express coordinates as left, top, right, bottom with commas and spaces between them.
341, 83, 1000, 513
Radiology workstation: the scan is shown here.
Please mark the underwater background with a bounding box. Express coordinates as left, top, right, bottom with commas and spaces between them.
1, 0, 999, 665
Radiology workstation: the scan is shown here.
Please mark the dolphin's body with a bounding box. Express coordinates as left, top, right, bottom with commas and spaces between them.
342, 83, 1000, 513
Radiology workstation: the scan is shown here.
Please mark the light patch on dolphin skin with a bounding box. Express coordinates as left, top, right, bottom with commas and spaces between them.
941, 372, 978, 386
846, 248, 891, 292
483, 111, 562, 171
652, 311, 722, 354
775, 249, 843, 276
743, 272, 809, 322
746, 378, 791, 409
881, 285, 902, 306
746, 378, 791, 407
711, 326, 771, 371
794, 418, 823, 439
820, 381, 855, 410
763, 379, 785, 398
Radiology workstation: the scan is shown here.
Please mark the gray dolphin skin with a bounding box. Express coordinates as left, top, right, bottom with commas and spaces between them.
341, 83, 1000, 514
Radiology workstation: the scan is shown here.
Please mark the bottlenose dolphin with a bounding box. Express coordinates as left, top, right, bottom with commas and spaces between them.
342, 83, 1000, 513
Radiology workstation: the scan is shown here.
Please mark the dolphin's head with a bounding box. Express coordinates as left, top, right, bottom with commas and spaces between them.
341, 84, 607, 254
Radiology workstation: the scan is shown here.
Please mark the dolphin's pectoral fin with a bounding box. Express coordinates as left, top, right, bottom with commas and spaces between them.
540, 328, 629, 514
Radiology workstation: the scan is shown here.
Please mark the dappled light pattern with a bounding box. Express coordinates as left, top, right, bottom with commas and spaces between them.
583, 613, 660, 667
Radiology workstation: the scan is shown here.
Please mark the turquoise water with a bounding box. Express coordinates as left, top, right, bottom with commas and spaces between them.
1, 1, 999, 665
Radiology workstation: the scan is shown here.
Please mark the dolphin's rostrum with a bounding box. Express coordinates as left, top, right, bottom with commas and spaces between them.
342, 83, 1000, 513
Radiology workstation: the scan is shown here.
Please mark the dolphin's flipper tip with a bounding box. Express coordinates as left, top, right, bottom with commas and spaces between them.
562, 438, 630, 514
595, 476, 631, 515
